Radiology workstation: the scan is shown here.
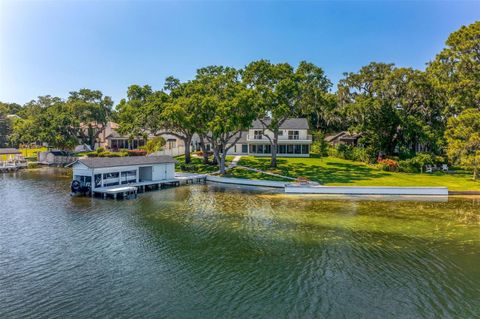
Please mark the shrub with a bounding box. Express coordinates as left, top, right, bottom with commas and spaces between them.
96, 147, 105, 154
127, 149, 147, 156
351, 147, 376, 163
328, 144, 375, 163
398, 158, 419, 173
144, 137, 165, 154
378, 159, 399, 172
98, 152, 122, 157
398, 153, 445, 173
179, 163, 195, 172
311, 132, 329, 157
328, 147, 340, 158
86, 151, 98, 157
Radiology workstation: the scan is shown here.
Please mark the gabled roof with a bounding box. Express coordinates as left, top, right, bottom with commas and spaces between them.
324, 132, 347, 142
251, 118, 309, 130
228, 131, 248, 144
0, 148, 21, 155
324, 131, 363, 142
48, 150, 72, 156
74, 156, 177, 169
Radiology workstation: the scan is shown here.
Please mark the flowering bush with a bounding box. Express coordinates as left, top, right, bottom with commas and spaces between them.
127, 149, 147, 156
378, 159, 399, 172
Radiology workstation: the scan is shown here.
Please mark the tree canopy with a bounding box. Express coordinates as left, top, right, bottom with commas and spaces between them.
427, 21, 480, 115
446, 108, 480, 180
2, 21, 479, 176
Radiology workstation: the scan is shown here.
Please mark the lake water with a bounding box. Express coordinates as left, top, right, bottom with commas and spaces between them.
1, 168, 479, 318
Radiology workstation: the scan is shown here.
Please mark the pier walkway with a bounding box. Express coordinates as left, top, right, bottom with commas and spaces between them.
92, 173, 207, 199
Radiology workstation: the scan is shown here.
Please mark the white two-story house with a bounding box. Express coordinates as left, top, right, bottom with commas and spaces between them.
226, 118, 312, 157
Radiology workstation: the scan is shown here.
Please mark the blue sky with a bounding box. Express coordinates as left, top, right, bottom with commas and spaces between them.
0, 1, 478, 105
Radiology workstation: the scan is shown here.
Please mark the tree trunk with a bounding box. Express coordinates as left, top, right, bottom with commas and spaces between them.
183, 137, 192, 164
473, 166, 477, 181
219, 153, 226, 175
212, 146, 220, 166
199, 136, 209, 164
271, 133, 278, 168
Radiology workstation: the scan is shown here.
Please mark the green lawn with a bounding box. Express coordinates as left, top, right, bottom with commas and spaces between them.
232, 156, 480, 191
225, 167, 292, 182
175, 155, 234, 174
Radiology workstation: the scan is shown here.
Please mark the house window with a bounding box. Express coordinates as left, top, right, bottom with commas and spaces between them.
242, 144, 248, 153
294, 145, 302, 154
94, 174, 102, 188
167, 139, 176, 149
112, 139, 128, 149
103, 172, 119, 179
278, 130, 283, 136
264, 145, 271, 154
288, 131, 299, 140
287, 145, 294, 154
121, 170, 137, 184
301, 145, 309, 154
279, 145, 286, 154
254, 130, 263, 140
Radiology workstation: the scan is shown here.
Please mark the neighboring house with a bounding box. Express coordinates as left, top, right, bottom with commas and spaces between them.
189, 118, 312, 157
70, 156, 176, 191
0, 148, 26, 167
226, 118, 312, 157
325, 131, 363, 147
85, 118, 312, 157
38, 150, 76, 166
88, 122, 186, 151
93, 122, 146, 150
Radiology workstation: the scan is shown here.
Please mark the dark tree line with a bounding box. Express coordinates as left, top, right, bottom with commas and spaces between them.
1, 21, 479, 175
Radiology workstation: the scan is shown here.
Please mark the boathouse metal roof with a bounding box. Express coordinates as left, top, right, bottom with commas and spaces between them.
0, 148, 21, 155
76, 156, 177, 169
251, 118, 309, 130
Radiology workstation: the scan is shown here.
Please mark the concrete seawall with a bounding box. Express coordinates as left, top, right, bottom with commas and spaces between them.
285, 185, 449, 196
206, 176, 449, 196
206, 176, 286, 188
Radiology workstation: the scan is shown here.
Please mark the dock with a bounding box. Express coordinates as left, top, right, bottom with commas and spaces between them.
0, 162, 27, 172
92, 173, 207, 199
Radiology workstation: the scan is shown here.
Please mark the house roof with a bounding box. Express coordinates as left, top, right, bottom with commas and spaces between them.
105, 131, 123, 139
251, 118, 309, 130
75, 156, 177, 169
324, 132, 346, 142
228, 131, 248, 144
340, 133, 362, 141
48, 150, 72, 156
324, 131, 363, 142
0, 148, 21, 155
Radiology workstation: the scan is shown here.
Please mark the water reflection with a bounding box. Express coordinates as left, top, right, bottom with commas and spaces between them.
1, 168, 479, 319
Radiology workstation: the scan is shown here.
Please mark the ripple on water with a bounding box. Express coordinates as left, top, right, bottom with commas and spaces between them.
1, 170, 479, 318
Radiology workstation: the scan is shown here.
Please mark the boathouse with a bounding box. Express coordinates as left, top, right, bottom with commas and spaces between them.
0, 148, 27, 171
70, 156, 177, 193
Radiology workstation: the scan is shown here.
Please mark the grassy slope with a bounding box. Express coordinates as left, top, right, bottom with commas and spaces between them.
233, 156, 480, 191
225, 167, 292, 182
175, 155, 235, 174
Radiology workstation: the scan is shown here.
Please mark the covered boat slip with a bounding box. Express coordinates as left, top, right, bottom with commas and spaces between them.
69, 155, 208, 199
0, 148, 27, 172
93, 174, 207, 199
